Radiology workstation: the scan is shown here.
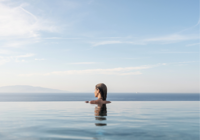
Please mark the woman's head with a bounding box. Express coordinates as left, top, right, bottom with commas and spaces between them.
95, 83, 107, 101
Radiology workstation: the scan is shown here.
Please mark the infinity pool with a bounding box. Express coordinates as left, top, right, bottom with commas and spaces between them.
0, 101, 199, 140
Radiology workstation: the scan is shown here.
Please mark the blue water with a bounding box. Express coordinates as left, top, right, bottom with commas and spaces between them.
0, 101, 199, 140
0, 93, 198, 101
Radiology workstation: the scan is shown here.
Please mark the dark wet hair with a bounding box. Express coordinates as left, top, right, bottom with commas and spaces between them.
95, 83, 107, 101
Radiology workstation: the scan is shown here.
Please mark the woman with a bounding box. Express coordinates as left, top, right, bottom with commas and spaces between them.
85, 83, 111, 104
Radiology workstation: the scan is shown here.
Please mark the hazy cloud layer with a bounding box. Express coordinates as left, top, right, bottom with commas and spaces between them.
91, 34, 199, 47
18, 64, 165, 76
0, 2, 57, 38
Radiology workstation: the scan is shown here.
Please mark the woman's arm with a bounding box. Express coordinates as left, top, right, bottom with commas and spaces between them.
85, 100, 100, 104
103, 101, 111, 104
85, 100, 111, 104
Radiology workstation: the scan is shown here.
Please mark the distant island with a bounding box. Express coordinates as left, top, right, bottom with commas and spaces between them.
0, 85, 68, 93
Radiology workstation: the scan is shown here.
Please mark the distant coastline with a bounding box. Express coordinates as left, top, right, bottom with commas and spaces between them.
0, 85, 68, 93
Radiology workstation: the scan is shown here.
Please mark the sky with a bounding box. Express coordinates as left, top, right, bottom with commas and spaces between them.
0, 0, 199, 93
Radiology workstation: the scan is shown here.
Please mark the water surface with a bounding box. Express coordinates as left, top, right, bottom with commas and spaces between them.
0, 101, 199, 140
0, 93, 198, 101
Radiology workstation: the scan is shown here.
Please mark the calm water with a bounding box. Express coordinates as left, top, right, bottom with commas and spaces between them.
0, 93, 198, 101
0, 101, 199, 140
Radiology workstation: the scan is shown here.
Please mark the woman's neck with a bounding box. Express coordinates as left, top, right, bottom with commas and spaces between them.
97, 94, 102, 99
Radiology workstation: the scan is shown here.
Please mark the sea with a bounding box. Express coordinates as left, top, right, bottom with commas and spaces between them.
0, 93, 199, 140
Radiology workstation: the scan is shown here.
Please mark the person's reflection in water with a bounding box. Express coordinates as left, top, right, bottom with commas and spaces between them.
95, 104, 107, 126
93, 103, 108, 140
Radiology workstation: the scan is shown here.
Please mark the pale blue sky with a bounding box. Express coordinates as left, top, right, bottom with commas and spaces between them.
0, 0, 199, 93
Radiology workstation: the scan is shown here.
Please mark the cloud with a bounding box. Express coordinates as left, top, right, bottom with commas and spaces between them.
19, 65, 156, 76
150, 51, 198, 54
35, 58, 45, 61
120, 72, 142, 75
175, 61, 198, 66
91, 40, 145, 47
178, 61, 197, 64
186, 43, 200, 47
91, 34, 199, 47
16, 53, 35, 58
0, 49, 11, 54
1, 40, 34, 48
0, 57, 10, 65
144, 34, 199, 43
46, 66, 148, 75
0, 2, 57, 38
92, 41, 122, 46
43, 37, 81, 40
0, 53, 35, 65
67, 62, 96, 64
2, 42, 26, 48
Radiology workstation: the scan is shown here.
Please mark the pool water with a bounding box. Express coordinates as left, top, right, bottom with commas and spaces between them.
0, 101, 199, 140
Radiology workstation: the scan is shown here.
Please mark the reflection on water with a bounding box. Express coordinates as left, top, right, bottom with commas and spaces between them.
94, 104, 107, 140
0, 101, 199, 140
95, 104, 107, 126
